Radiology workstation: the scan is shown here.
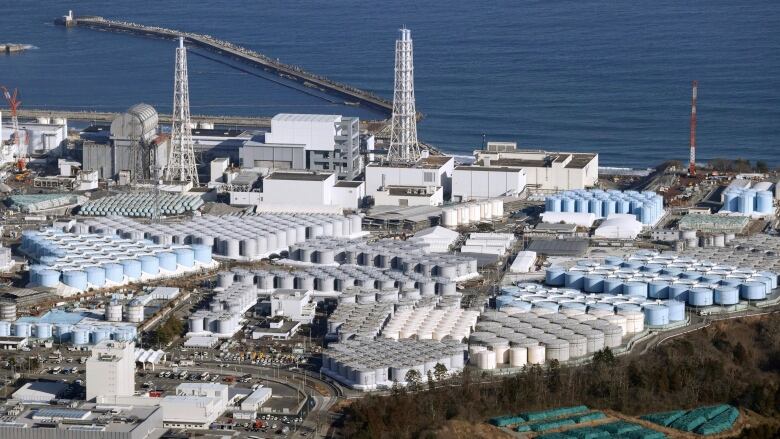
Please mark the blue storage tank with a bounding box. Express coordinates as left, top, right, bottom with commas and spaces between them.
564, 271, 585, 289
584, 275, 604, 293
504, 301, 533, 312
666, 300, 685, 321
603, 199, 617, 217
85, 266, 106, 287
120, 259, 142, 280
104, 263, 124, 282
13, 322, 31, 337
0, 321, 9, 336
174, 248, 195, 268
642, 264, 664, 274
604, 256, 623, 266
560, 301, 587, 312
661, 267, 682, 276
688, 287, 714, 306
753, 276, 774, 294
575, 198, 588, 213
39, 269, 61, 288
534, 301, 560, 312
139, 255, 159, 275
91, 327, 112, 344
680, 271, 702, 281
54, 324, 72, 341
35, 323, 52, 339
740, 281, 767, 300
616, 199, 630, 214
545, 197, 562, 212
756, 190, 773, 213
192, 244, 212, 263
589, 198, 603, 217
62, 270, 88, 291
700, 274, 722, 284
114, 326, 136, 342
643, 304, 670, 326
602, 278, 623, 295
72, 327, 90, 345
622, 281, 648, 298
157, 252, 178, 271
757, 271, 777, 289
546, 267, 566, 286
648, 281, 670, 299
713, 286, 739, 305
719, 278, 742, 288
723, 190, 738, 211
496, 295, 515, 309
562, 197, 576, 212
738, 190, 755, 214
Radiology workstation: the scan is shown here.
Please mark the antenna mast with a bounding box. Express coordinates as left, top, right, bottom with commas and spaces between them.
165, 37, 199, 185
387, 28, 421, 163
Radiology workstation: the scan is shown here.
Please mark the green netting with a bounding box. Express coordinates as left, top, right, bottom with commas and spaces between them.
489, 415, 525, 427
536, 433, 575, 439
571, 412, 606, 423
640, 410, 686, 427
617, 428, 667, 439
514, 424, 531, 432
531, 418, 577, 432
564, 427, 611, 439
522, 405, 589, 422
596, 421, 643, 435
695, 406, 739, 435
669, 411, 707, 432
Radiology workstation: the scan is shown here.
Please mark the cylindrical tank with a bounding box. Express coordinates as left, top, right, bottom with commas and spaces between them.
688, 287, 714, 306
713, 286, 739, 305
740, 282, 767, 300
583, 275, 604, 293
62, 270, 88, 291
103, 263, 124, 283
564, 271, 585, 289
139, 255, 160, 275
544, 339, 570, 362
38, 270, 61, 288
0, 302, 17, 321
157, 252, 178, 271
125, 302, 144, 323
622, 281, 648, 298
643, 304, 670, 326
91, 327, 112, 344
72, 327, 90, 345
192, 244, 212, 263
85, 266, 106, 287
546, 267, 566, 286
35, 323, 52, 339
120, 259, 142, 280
527, 345, 546, 365
13, 322, 31, 337
105, 301, 123, 322
509, 347, 527, 367
666, 300, 685, 321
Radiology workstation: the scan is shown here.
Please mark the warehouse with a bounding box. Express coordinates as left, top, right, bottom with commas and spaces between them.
365, 155, 454, 204
473, 142, 598, 191
451, 165, 527, 201
1, 114, 68, 160
12, 381, 68, 402
161, 383, 229, 428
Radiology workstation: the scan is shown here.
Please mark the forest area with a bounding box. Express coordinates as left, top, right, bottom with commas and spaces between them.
339, 315, 780, 439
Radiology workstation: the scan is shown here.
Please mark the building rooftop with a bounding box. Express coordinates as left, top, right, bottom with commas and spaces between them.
5, 403, 163, 434
526, 239, 589, 257
454, 165, 525, 173
273, 113, 341, 123
478, 151, 597, 169
369, 155, 453, 170
386, 185, 436, 197
334, 180, 364, 188
265, 172, 332, 181
191, 128, 247, 138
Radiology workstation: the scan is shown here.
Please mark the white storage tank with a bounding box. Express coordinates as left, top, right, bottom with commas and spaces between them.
125, 302, 145, 323
105, 301, 123, 322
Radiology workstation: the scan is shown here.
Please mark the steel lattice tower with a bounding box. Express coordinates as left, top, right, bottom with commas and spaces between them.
387, 28, 421, 163
165, 37, 199, 185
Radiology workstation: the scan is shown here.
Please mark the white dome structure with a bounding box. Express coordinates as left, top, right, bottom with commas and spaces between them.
594, 214, 643, 239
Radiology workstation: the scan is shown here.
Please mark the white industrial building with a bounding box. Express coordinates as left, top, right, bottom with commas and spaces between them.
594, 214, 643, 239
1, 113, 68, 162
540, 212, 596, 228
410, 226, 460, 253
263, 289, 316, 324
239, 113, 363, 180
365, 155, 454, 206
86, 340, 136, 401
161, 382, 229, 429
473, 142, 598, 191
12, 381, 68, 402
451, 165, 527, 201
239, 386, 272, 411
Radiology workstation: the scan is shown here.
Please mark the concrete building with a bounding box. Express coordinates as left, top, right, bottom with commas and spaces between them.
473, 142, 598, 191
236, 171, 363, 211
252, 318, 302, 340
160, 382, 229, 429
86, 340, 136, 401
373, 185, 444, 207
1, 114, 68, 159
0, 404, 164, 439
451, 165, 527, 201
82, 104, 169, 181
365, 155, 454, 205
12, 381, 68, 402
239, 386, 273, 411
260, 289, 316, 324
239, 114, 362, 180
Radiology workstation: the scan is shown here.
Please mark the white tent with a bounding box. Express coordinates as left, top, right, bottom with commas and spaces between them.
541, 212, 595, 228
594, 214, 643, 239
411, 226, 460, 253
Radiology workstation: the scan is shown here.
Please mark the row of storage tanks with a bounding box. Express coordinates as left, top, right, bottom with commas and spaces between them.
497, 283, 678, 327
80, 193, 204, 217
321, 338, 466, 390
187, 284, 257, 335
288, 236, 478, 280
22, 230, 212, 291
337, 285, 462, 309
218, 258, 464, 297
683, 238, 780, 273
441, 199, 505, 227
105, 299, 146, 323
469, 310, 628, 370
381, 306, 480, 341
545, 189, 664, 224
75, 213, 362, 260
546, 250, 778, 307
0, 320, 137, 344
327, 302, 396, 341
721, 180, 774, 215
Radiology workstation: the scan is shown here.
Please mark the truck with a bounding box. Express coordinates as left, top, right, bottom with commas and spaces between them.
179, 360, 194, 366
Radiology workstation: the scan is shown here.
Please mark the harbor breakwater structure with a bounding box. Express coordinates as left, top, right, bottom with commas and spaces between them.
55, 12, 394, 116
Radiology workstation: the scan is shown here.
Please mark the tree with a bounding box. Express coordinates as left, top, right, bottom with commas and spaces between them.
755, 161, 769, 173
405, 369, 422, 391
433, 363, 448, 382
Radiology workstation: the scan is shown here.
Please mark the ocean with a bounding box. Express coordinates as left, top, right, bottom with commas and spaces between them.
1, 1, 778, 167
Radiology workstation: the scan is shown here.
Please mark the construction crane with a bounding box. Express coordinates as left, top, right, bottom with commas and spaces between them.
688, 80, 698, 176
1, 85, 26, 172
